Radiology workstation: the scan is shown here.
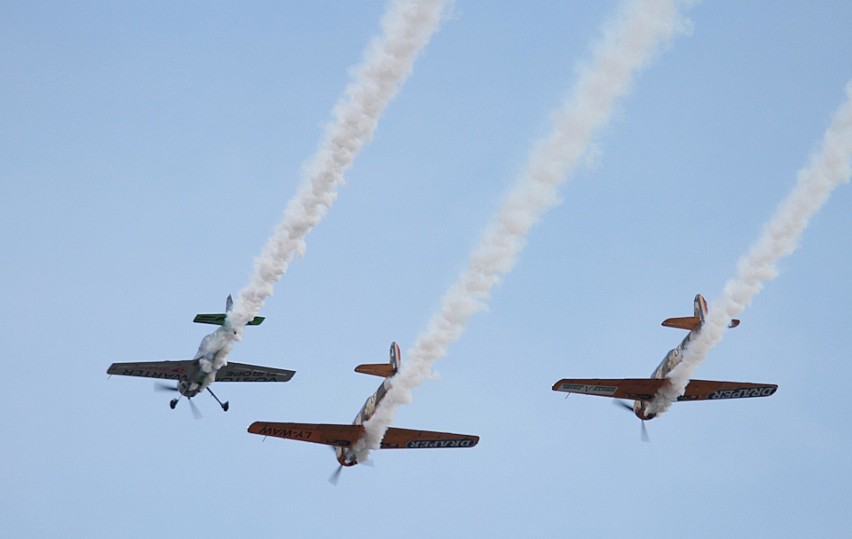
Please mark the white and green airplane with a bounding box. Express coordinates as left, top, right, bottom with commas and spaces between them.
107, 295, 295, 413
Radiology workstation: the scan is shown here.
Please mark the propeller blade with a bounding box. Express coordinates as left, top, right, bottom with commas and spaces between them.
188, 398, 202, 420
613, 400, 633, 412
612, 400, 650, 442
155, 382, 179, 392
328, 465, 343, 486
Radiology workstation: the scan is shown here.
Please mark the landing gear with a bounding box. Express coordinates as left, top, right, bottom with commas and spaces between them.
169, 398, 178, 409
207, 387, 229, 412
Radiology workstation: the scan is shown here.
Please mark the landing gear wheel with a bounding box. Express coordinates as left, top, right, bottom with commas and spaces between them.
223, 402, 229, 412
169, 399, 178, 410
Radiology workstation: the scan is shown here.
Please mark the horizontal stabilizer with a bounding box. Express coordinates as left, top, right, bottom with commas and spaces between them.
193, 313, 265, 326
661, 316, 701, 330
247, 422, 479, 450
553, 378, 776, 402
354, 363, 395, 378
662, 316, 739, 330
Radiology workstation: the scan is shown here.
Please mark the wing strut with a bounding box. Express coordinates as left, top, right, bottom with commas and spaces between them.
206, 386, 229, 412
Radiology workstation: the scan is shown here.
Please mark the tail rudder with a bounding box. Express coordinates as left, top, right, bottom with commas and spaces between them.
226, 295, 234, 313
389, 341, 401, 372
354, 341, 401, 378
694, 294, 708, 325
695, 293, 740, 328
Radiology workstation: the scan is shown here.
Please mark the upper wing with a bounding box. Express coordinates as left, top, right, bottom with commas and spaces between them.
552, 378, 667, 400
247, 422, 364, 447
216, 362, 295, 382
379, 427, 479, 449
107, 360, 195, 381
552, 378, 778, 402
680, 379, 778, 401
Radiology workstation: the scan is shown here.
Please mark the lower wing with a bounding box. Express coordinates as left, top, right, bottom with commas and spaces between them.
216, 362, 295, 382
247, 422, 479, 449
107, 360, 195, 381
553, 378, 777, 401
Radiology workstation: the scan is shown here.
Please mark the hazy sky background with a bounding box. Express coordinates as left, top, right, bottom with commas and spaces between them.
3, 1, 851, 537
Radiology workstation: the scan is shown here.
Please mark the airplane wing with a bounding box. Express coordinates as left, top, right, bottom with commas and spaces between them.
552, 378, 668, 400
248, 422, 365, 447
679, 379, 778, 401
379, 427, 479, 449
215, 362, 295, 382
247, 422, 479, 450
107, 360, 195, 381
552, 378, 777, 401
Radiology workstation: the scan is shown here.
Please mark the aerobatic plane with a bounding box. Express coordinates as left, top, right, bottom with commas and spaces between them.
107, 295, 295, 412
248, 342, 479, 482
552, 294, 777, 435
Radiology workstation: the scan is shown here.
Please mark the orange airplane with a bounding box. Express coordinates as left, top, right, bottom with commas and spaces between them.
552, 294, 777, 438
248, 342, 479, 482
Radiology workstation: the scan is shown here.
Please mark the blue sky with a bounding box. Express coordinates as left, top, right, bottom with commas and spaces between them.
2, 1, 851, 537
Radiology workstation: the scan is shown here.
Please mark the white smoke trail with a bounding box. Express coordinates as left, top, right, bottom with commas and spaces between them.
226, 0, 449, 338
649, 82, 852, 416
357, 0, 691, 458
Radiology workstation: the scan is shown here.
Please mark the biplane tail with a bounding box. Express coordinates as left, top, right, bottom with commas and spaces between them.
193, 295, 265, 326
354, 342, 402, 378
661, 294, 739, 331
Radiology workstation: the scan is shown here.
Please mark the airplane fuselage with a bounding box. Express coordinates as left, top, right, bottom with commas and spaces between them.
335, 342, 401, 467
177, 323, 237, 398
632, 324, 700, 420
335, 377, 391, 467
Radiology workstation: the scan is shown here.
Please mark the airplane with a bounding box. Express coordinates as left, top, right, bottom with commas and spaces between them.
107, 295, 295, 412
248, 342, 479, 482
552, 294, 777, 438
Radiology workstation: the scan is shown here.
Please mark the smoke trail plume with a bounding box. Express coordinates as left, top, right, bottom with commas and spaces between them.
227, 0, 449, 337
649, 82, 852, 416
357, 0, 691, 458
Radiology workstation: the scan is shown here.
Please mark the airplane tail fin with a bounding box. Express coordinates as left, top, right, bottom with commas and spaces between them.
354, 342, 402, 378
193, 295, 265, 326
661, 294, 739, 330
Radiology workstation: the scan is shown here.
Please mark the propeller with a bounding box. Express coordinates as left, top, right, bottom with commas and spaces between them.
328, 464, 343, 486
612, 400, 650, 443
613, 400, 633, 413
188, 398, 202, 420
155, 382, 179, 392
